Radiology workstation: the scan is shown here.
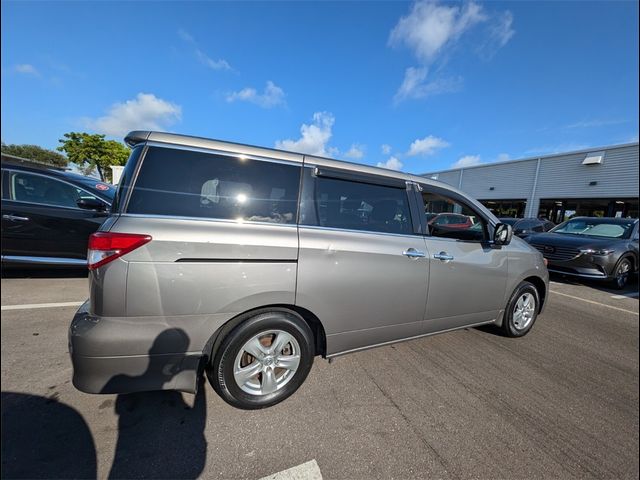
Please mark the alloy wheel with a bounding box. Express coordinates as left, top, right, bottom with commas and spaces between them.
616, 259, 631, 288
513, 292, 536, 330
233, 330, 301, 396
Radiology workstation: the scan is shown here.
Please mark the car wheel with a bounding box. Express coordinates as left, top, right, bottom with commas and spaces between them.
501, 281, 540, 338
207, 309, 315, 410
611, 257, 632, 290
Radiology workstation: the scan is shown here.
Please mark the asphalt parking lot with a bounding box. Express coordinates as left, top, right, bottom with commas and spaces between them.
1, 271, 638, 480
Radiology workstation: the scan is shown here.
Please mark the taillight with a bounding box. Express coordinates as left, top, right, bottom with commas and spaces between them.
87, 232, 151, 270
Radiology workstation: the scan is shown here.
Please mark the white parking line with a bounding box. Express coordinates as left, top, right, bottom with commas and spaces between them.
259, 460, 322, 480
1, 301, 85, 311
550, 290, 639, 316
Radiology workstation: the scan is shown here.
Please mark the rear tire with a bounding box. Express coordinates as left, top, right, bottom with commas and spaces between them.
207, 309, 315, 410
610, 257, 632, 290
501, 281, 540, 338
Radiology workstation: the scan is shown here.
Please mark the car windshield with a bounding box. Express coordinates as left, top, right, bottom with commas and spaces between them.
551, 218, 635, 239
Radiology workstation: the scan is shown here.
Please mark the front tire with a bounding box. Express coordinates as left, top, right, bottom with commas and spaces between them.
207, 309, 315, 410
501, 281, 540, 338
610, 257, 632, 290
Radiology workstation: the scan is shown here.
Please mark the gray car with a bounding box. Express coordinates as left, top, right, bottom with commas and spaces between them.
69, 131, 549, 409
525, 216, 639, 289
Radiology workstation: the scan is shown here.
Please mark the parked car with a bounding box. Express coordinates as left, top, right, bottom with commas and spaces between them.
428, 212, 474, 229
1, 160, 115, 267
69, 130, 549, 409
499, 217, 555, 237
525, 216, 639, 288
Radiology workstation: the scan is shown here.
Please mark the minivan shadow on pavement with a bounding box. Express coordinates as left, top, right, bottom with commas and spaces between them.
1, 391, 97, 479
107, 385, 207, 480
103, 328, 208, 480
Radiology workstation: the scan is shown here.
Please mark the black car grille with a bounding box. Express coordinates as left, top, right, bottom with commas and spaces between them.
531, 244, 581, 262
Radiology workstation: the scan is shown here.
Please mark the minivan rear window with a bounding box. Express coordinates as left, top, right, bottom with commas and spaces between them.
126, 146, 301, 224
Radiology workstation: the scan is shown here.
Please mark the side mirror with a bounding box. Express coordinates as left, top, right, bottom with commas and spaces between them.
77, 197, 107, 212
493, 223, 513, 246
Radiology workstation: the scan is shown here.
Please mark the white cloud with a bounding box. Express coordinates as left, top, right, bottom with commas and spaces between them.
394, 66, 463, 103
524, 144, 590, 156
389, 1, 514, 103
495, 153, 510, 162
452, 155, 481, 168
226, 81, 285, 108
178, 29, 195, 43
389, 0, 487, 63
344, 144, 365, 159
85, 93, 182, 137
13, 64, 39, 76
407, 135, 450, 156
179, 29, 232, 71
564, 118, 627, 129
275, 112, 336, 157
381, 144, 392, 155
491, 11, 515, 48
195, 49, 232, 71
377, 156, 403, 171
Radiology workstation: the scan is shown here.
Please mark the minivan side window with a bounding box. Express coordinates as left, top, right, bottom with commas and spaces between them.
421, 190, 487, 241
308, 176, 412, 235
126, 146, 301, 224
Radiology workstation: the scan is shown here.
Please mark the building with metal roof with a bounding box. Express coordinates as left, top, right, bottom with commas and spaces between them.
420, 142, 639, 223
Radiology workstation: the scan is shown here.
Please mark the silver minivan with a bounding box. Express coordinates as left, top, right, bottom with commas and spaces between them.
69, 131, 549, 409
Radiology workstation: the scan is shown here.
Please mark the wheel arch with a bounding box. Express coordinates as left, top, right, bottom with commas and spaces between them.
523, 275, 547, 313
201, 304, 327, 368
618, 251, 638, 273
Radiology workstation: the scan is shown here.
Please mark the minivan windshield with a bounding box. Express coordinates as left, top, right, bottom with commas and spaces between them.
550, 218, 636, 239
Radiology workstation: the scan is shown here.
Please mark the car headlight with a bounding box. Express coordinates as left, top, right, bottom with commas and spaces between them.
580, 248, 614, 256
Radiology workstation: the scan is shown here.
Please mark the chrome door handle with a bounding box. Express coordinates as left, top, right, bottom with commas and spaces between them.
403, 248, 426, 259
2, 214, 30, 222
433, 252, 454, 262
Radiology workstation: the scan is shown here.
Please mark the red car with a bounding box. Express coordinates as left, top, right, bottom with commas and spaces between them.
428, 213, 474, 229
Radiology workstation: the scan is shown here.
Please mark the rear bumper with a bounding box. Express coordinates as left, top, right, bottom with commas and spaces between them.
68, 301, 203, 394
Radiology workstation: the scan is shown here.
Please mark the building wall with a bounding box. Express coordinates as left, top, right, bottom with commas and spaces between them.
422, 143, 639, 217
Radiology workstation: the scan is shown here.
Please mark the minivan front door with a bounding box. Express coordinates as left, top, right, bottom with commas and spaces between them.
296, 169, 429, 356
418, 186, 508, 332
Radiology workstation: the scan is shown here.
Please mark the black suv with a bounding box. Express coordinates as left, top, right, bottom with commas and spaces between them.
1, 157, 116, 267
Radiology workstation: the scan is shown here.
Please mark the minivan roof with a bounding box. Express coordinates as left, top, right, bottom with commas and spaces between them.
125, 130, 444, 188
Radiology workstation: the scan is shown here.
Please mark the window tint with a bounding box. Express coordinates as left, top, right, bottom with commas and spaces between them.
111, 145, 143, 213
309, 177, 412, 234
421, 190, 486, 241
7, 171, 100, 209
127, 147, 301, 224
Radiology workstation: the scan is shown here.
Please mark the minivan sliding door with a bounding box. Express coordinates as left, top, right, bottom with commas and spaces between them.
296, 166, 429, 356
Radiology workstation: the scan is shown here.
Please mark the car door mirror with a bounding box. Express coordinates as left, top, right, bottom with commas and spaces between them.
493, 223, 513, 246
77, 197, 107, 212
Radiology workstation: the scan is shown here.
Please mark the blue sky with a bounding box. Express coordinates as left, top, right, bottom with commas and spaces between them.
1, 1, 638, 173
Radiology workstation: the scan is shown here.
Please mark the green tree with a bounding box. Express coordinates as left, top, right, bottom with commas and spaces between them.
57, 132, 130, 182
1, 142, 68, 167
